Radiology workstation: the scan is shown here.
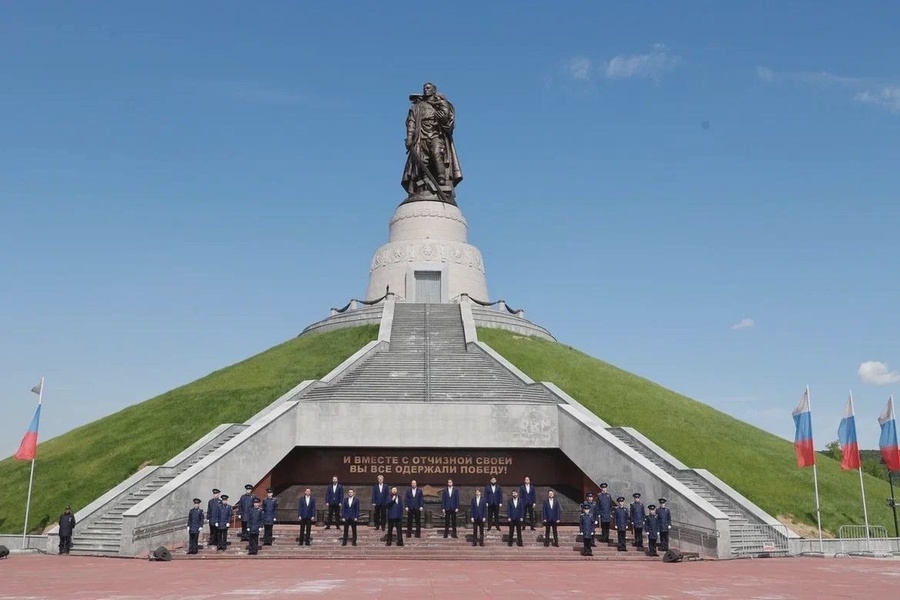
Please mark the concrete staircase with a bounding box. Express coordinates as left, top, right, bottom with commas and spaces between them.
607, 427, 776, 556
168, 524, 660, 562
304, 303, 554, 403
70, 429, 243, 555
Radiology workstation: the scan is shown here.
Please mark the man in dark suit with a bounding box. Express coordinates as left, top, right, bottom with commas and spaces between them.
237, 484, 257, 542
371, 474, 389, 531
441, 478, 460, 538
656, 498, 672, 550
341, 489, 360, 546
386, 487, 405, 547
325, 476, 343, 530
246, 497, 264, 555
206, 488, 221, 549
261, 488, 278, 546
541, 489, 561, 547
216, 495, 233, 551
57, 505, 76, 555
484, 476, 502, 531
506, 489, 524, 547
630, 492, 646, 549
613, 496, 629, 552
297, 487, 316, 546
596, 483, 613, 543
470, 488, 487, 546
187, 498, 204, 555
404, 479, 424, 538
520, 476, 537, 531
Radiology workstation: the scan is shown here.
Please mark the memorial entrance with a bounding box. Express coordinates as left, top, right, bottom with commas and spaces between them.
261, 447, 596, 525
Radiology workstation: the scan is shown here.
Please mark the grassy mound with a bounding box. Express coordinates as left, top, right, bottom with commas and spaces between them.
0, 325, 378, 534
1, 321, 888, 537
479, 328, 893, 535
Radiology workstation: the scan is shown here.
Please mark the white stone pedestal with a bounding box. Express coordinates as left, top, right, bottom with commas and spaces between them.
366, 201, 489, 302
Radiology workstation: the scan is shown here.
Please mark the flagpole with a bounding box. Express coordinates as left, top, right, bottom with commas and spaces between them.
808, 385, 824, 552
850, 392, 871, 551
21, 377, 43, 547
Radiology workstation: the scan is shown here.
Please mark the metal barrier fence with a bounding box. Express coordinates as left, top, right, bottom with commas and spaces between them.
838, 524, 892, 556
669, 521, 719, 559
133, 516, 195, 556
734, 523, 792, 558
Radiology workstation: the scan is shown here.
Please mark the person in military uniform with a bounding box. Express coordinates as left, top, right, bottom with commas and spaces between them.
341, 489, 359, 546
261, 488, 278, 546
246, 497, 264, 555
216, 494, 232, 551
596, 483, 613, 543
385, 487, 405, 547
237, 484, 257, 542
583, 492, 597, 546
630, 492, 646, 549
579, 502, 595, 556
207, 488, 221, 549
484, 476, 503, 532
470, 488, 487, 547
657, 498, 672, 551
542, 489, 561, 547
645, 504, 661, 557
506, 489, 524, 547
613, 496, 629, 552
187, 498, 204, 555
297, 487, 315, 546
57, 505, 76, 555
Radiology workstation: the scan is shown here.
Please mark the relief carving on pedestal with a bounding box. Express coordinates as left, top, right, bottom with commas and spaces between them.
370, 242, 485, 273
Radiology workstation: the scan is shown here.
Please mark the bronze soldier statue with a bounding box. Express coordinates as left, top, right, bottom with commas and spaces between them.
401, 82, 463, 205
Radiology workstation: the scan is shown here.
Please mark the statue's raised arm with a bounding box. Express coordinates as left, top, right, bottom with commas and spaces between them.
401, 82, 463, 205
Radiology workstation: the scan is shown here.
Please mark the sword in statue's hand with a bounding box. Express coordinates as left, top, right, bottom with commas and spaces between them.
406, 143, 450, 205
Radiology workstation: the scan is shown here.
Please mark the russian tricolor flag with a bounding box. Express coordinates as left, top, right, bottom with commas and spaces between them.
792, 388, 816, 468
14, 405, 41, 461
878, 396, 900, 473
837, 395, 861, 470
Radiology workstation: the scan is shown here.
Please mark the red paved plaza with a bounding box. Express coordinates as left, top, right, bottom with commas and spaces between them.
1, 554, 899, 599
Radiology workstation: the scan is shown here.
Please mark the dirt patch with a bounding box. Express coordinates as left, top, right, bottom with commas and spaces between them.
778, 514, 834, 538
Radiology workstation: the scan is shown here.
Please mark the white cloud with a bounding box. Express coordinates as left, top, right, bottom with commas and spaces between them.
604, 43, 680, 80
566, 57, 593, 81
756, 67, 900, 115
756, 66, 859, 86
756, 66, 775, 82
855, 86, 900, 114
858, 361, 900, 385
731, 317, 755, 330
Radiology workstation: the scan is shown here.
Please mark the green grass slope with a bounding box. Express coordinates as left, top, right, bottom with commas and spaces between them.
479, 328, 893, 536
0, 325, 378, 534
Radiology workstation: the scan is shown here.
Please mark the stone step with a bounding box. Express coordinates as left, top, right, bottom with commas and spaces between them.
170, 526, 660, 562
69, 547, 121, 556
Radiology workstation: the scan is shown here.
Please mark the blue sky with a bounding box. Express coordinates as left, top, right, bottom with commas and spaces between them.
3, 1, 899, 459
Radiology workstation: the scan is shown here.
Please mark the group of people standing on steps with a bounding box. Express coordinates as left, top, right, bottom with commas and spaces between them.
195, 485, 278, 555
329, 474, 567, 548
190, 476, 673, 556
577, 483, 673, 557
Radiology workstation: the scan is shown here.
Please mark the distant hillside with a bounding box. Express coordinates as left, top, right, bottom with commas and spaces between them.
478, 328, 893, 535
0, 325, 378, 534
